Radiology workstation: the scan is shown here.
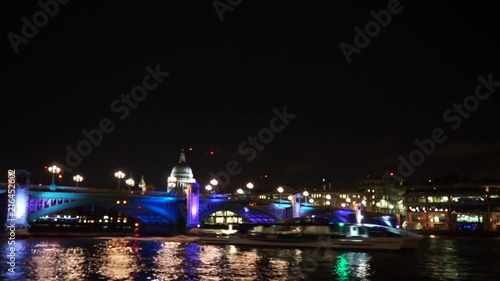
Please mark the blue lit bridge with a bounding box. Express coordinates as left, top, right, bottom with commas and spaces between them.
1, 183, 339, 233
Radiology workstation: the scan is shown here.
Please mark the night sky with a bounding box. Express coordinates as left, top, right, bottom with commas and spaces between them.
1, 1, 499, 190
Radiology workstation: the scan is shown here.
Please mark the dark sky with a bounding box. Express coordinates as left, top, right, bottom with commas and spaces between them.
1, 1, 499, 190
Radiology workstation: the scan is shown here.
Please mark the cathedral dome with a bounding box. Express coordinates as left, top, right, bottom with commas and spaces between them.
171, 162, 193, 179
169, 148, 195, 184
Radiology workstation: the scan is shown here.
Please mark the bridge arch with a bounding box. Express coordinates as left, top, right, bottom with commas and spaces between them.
198, 203, 282, 223
27, 199, 179, 225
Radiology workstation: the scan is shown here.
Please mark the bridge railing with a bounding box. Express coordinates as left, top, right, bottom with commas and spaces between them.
0, 184, 181, 197
0, 184, 116, 194
129, 190, 183, 197
200, 194, 257, 201
2, 184, 326, 202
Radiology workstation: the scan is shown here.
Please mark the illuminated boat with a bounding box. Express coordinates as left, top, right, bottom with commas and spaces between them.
198, 216, 423, 251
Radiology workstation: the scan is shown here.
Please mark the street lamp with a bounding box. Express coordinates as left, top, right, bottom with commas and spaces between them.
48, 165, 61, 185
167, 176, 177, 192
210, 179, 218, 193
126, 174, 135, 194
277, 186, 284, 203
115, 171, 125, 190
303, 191, 309, 206
246, 182, 254, 200
236, 188, 244, 195
73, 174, 83, 187
205, 185, 213, 193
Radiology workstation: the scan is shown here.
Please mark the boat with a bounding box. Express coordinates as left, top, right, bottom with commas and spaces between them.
197, 216, 423, 251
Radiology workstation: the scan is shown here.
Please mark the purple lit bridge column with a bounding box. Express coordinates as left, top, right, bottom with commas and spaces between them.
292, 193, 301, 218
186, 183, 200, 230
5, 170, 31, 233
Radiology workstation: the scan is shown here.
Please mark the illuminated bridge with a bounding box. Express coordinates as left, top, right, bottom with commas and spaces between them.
1, 182, 345, 233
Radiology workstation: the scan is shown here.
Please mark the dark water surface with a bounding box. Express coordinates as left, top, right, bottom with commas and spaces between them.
2, 236, 500, 281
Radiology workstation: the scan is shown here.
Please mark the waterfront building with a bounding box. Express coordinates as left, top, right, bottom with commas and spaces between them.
403, 181, 500, 232
203, 210, 243, 225
254, 174, 405, 217
355, 174, 405, 216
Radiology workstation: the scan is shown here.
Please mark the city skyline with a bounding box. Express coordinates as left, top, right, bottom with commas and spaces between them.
2, 2, 500, 279
2, 1, 499, 190
13, 150, 498, 192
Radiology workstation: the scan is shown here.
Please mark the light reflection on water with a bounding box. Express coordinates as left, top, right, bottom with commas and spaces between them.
1, 237, 500, 280
332, 252, 372, 281
27, 240, 87, 281
94, 239, 141, 280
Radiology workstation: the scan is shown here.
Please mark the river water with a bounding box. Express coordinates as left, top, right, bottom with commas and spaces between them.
1, 236, 500, 281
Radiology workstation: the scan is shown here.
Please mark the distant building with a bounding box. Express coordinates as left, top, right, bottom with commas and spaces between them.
138, 175, 146, 192
403, 181, 500, 232
321, 178, 332, 190
253, 174, 406, 223
167, 148, 196, 194
355, 174, 405, 215
137, 177, 156, 193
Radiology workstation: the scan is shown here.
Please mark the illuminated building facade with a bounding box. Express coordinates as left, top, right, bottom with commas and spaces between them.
255, 174, 405, 216
403, 182, 500, 231
28, 203, 138, 233
355, 174, 405, 215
